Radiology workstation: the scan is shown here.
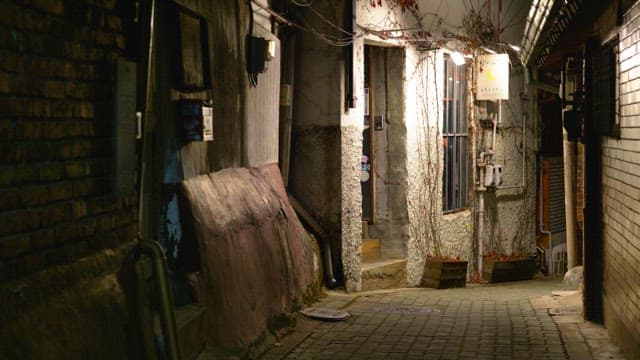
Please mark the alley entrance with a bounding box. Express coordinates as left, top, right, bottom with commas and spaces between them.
259, 279, 627, 360
361, 44, 410, 290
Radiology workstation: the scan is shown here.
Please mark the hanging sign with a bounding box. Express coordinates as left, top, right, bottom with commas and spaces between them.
476, 54, 509, 100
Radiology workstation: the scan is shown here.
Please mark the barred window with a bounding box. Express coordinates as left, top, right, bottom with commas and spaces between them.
443, 54, 469, 212
592, 38, 620, 138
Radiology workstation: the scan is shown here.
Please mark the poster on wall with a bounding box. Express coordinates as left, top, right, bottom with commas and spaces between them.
476, 54, 509, 100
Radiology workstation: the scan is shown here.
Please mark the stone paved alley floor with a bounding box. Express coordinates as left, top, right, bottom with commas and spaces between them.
260, 279, 627, 360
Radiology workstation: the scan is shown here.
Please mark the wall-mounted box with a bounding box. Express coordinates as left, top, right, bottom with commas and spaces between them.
181, 99, 213, 142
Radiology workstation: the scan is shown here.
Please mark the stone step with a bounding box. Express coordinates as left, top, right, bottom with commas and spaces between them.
361, 258, 407, 291
362, 238, 381, 262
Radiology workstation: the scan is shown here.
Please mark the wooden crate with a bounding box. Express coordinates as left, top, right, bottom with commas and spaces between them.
421, 259, 468, 289
483, 258, 537, 283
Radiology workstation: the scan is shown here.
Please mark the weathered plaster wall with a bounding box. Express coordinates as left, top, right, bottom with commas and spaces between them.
477, 70, 537, 258
290, 1, 366, 290
405, 49, 448, 285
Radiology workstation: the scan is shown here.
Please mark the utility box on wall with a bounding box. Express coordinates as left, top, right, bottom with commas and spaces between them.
181, 99, 213, 141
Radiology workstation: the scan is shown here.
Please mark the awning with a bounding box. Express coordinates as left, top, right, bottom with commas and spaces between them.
520, 0, 582, 67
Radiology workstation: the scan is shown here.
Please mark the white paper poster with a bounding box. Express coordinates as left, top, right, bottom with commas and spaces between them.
476, 54, 510, 100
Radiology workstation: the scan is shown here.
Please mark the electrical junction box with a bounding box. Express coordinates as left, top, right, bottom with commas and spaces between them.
483, 164, 503, 187
181, 99, 213, 141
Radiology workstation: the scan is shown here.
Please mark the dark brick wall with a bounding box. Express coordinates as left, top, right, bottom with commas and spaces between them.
0, 0, 138, 281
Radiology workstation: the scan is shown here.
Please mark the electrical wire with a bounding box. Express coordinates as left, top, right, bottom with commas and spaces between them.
291, 0, 313, 7
249, 0, 363, 47
247, 0, 258, 86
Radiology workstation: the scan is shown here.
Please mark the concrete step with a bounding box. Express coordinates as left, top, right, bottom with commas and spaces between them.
176, 304, 206, 360
362, 238, 381, 262
154, 304, 206, 360
361, 258, 407, 291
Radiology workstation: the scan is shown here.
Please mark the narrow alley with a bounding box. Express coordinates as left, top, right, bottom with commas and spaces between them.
259, 279, 625, 360
2, 0, 640, 359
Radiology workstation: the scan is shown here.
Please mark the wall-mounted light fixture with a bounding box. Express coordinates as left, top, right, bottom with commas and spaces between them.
451, 51, 466, 66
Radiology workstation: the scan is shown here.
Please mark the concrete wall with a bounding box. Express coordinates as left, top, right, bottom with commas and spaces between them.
600, 2, 640, 357
289, 1, 363, 290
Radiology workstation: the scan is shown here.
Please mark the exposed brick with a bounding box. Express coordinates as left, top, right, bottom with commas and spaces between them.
0, 144, 23, 164
0, 166, 14, 186
13, 166, 37, 184
20, 184, 50, 206
53, 222, 76, 243
23, 143, 53, 162
76, 218, 96, 237
40, 204, 69, 227
56, 140, 94, 159
0, 189, 22, 210
12, 74, 42, 96
33, 0, 64, 15
0, 73, 11, 93
0, 233, 30, 258
0, 52, 26, 73
97, 214, 115, 232
70, 200, 87, 218
38, 163, 62, 181
43, 80, 66, 99
0, 97, 28, 117
31, 229, 55, 250
64, 160, 90, 178
74, 101, 94, 118
0, 120, 14, 140
50, 182, 73, 201
49, 100, 74, 118
41, 121, 67, 139
0, 3, 25, 28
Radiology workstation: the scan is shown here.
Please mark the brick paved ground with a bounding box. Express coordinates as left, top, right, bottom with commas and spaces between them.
260, 279, 627, 360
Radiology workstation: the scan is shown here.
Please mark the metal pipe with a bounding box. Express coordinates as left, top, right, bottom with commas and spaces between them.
562, 128, 577, 269
478, 191, 485, 278
135, 240, 180, 360
539, 160, 552, 274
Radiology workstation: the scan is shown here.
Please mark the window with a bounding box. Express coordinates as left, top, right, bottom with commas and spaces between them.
443, 54, 468, 212
591, 38, 620, 138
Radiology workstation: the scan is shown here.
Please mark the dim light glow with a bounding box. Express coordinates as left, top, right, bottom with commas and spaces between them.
451, 51, 466, 66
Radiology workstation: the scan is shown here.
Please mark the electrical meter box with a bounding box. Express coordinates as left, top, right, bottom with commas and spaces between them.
181, 99, 213, 141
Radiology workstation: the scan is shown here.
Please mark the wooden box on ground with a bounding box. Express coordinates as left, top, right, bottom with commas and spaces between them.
483, 257, 537, 283
421, 259, 468, 289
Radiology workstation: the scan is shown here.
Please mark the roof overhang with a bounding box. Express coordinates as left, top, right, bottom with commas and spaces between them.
520, 0, 582, 68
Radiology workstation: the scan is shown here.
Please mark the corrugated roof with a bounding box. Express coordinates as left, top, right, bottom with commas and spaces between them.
521, 0, 582, 67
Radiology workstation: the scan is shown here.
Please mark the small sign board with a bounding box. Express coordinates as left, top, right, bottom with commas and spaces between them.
476, 54, 509, 100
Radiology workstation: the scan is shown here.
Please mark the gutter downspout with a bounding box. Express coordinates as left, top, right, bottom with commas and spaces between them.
539, 166, 552, 273
562, 127, 577, 269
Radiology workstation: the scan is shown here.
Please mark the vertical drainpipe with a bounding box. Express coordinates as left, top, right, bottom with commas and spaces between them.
562, 127, 577, 270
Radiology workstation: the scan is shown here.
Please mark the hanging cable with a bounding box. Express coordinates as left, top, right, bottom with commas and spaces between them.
246, 0, 258, 86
